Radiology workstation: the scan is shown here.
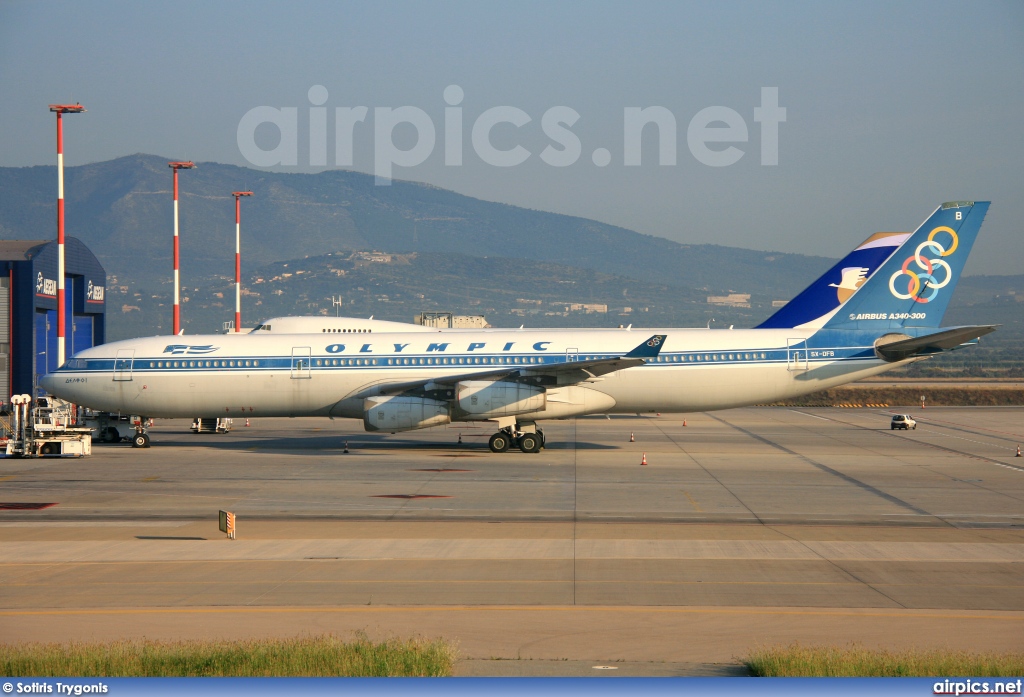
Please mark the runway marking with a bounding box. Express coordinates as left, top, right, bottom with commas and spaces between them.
709, 413, 932, 517
811, 411, 1024, 475
788, 409, 829, 421
0, 476, 16, 482
408, 469, 474, 473
906, 413, 1024, 441
371, 495, 453, 499
0, 521, 190, 528
4, 579, 1019, 589
916, 426, 1019, 453
683, 491, 703, 512
1, 484, 390, 511
2, 605, 1021, 621
647, 419, 765, 525
6, 539, 1021, 563
141, 476, 161, 482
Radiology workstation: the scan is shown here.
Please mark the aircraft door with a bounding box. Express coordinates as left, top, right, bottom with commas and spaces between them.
565, 348, 579, 362
787, 338, 808, 371
113, 348, 134, 381
291, 347, 312, 379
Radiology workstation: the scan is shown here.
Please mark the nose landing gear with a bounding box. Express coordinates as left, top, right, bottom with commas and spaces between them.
131, 417, 152, 448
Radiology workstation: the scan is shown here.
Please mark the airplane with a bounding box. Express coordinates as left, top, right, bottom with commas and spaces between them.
43, 201, 996, 452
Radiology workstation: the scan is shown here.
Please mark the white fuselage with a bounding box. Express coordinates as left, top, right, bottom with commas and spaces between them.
45, 326, 902, 422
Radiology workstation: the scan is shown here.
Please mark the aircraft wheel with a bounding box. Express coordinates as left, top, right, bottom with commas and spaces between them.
132, 432, 151, 449
40, 443, 55, 456
537, 428, 546, 449
488, 432, 511, 453
518, 433, 541, 453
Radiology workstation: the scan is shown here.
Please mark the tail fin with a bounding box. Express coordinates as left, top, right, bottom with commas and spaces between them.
756, 232, 913, 329
824, 201, 988, 329
757, 201, 989, 330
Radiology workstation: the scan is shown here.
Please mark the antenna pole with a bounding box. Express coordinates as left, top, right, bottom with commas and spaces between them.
49, 103, 86, 367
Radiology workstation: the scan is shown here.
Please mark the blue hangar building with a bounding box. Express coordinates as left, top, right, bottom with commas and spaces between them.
0, 237, 106, 400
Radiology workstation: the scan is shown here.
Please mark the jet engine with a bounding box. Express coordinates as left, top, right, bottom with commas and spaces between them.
456, 380, 545, 418
363, 395, 451, 432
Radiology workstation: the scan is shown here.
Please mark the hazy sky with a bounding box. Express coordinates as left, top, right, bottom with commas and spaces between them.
2, 0, 1022, 274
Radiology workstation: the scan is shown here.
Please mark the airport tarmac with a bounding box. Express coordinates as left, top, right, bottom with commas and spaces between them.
1, 407, 1022, 675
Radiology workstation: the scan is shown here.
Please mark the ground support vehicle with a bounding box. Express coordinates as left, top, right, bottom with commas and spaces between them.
3, 396, 92, 457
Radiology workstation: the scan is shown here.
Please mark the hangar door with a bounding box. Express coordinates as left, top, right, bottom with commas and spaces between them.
36, 309, 58, 383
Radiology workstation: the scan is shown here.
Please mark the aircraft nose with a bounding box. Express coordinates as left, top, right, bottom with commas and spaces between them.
39, 372, 58, 395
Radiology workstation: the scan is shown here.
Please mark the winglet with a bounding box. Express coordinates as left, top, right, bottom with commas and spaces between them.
625, 335, 666, 359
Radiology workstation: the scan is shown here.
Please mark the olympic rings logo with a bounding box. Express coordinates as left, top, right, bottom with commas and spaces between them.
888, 226, 959, 303
647, 336, 662, 347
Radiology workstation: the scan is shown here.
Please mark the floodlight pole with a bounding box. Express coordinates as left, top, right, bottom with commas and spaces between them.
49, 103, 85, 367
232, 191, 253, 332
169, 161, 196, 335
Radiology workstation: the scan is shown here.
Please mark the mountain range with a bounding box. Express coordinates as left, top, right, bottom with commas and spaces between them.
1, 154, 831, 300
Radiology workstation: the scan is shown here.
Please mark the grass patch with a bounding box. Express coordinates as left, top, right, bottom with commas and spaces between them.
747, 644, 1024, 677
0, 633, 456, 677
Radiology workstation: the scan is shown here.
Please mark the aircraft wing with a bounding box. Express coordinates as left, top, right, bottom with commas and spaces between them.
373, 334, 666, 396
875, 325, 998, 362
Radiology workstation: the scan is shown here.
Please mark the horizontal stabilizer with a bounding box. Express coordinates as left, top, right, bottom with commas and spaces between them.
874, 325, 998, 362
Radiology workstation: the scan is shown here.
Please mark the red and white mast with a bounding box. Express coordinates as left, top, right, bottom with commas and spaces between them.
49, 103, 85, 368
232, 191, 253, 332
168, 161, 195, 335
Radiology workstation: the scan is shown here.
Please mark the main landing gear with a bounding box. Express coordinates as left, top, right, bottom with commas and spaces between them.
488, 424, 545, 454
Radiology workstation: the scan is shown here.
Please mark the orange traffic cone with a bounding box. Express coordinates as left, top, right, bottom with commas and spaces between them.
640, 453, 647, 466
683, 419, 687, 427
656, 412, 661, 417
1017, 445, 1021, 457
630, 432, 635, 442
245, 418, 250, 427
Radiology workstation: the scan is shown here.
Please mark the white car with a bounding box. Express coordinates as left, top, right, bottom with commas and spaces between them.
891, 414, 917, 430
